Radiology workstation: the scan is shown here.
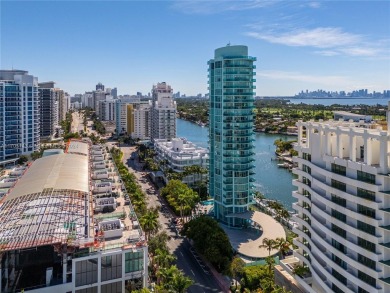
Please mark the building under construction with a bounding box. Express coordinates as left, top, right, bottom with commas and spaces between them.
0, 139, 148, 293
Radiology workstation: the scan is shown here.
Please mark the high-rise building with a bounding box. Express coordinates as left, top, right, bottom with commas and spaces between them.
130, 103, 151, 140
54, 88, 69, 122
0, 70, 40, 164
111, 87, 118, 99
38, 81, 59, 140
115, 97, 141, 136
99, 98, 116, 121
150, 82, 176, 141
96, 82, 105, 91
93, 90, 106, 116
208, 45, 256, 226
281, 109, 390, 293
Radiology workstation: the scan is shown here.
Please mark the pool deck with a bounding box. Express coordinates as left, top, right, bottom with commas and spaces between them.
223, 211, 286, 259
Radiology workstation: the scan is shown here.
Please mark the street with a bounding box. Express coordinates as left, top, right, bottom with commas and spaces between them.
120, 145, 224, 293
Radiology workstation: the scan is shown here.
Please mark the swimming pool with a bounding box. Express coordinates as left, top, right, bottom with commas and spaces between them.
201, 199, 214, 206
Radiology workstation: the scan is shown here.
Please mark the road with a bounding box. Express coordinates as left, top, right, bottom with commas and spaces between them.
120, 145, 224, 293
71, 112, 84, 133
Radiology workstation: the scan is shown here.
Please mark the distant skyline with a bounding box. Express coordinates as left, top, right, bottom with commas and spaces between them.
1, 1, 390, 96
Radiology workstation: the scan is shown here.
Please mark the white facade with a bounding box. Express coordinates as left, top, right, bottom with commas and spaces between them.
151, 82, 176, 141
114, 97, 141, 136
132, 103, 151, 140
0, 70, 40, 164
82, 92, 94, 109
154, 138, 209, 185
99, 98, 116, 121
94, 90, 106, 116
286, 112, 390, 293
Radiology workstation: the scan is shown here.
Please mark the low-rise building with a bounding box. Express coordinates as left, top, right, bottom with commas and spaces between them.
154, 137, 208, 185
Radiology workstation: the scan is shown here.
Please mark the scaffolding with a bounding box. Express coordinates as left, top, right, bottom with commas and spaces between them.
0, 188, 90, 252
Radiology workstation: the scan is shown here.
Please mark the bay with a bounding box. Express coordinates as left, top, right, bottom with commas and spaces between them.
289, 97, 390, 106
176, 118, 297, 211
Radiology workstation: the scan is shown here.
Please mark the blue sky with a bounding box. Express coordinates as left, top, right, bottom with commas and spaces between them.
1, 0, 389, 96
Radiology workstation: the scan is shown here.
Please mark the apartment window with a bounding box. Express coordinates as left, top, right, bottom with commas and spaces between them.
332, 268, 347, 285
302, 152, 311, 162
332, 209, 346, 223
101, 254, 122, 281
331, 223, 346, 238
76, 288, 98, 293
357, 170, 376, 184
302, 164, 311, 175
331, 163, 346, 176
357, 204, 375, 218
331, 194, 346, 207
332, 284, 344, 293
331, 179, 346, 192
332, 238, 346, 253
75, 258, 98, 287
357, 220, 376, 236
332, 254, 347, 269
358, 254, 376, 270
356, 188, 376, 201
303, 189, 311, 200
358, 287, 370, 293
358, 237, 376, 253
303, 176, 311, 187
101, 281, 122, 293
125, 251, 143, 273
358, 270, 376, 287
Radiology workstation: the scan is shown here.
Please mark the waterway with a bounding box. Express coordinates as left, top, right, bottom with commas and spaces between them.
289, 97, 389, 106
176, 119, 297, 211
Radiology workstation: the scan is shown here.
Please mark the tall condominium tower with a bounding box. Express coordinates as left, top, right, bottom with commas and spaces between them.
208, 45, 256, 226
0, 70, 40, 164
96, 82, 105, 91
38, 81, 59, 139
151, 82, 176, 142
283, 109, 390, 293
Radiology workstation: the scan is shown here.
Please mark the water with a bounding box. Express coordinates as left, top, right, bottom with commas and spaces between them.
177, 119, 297, 211
288, 97, 389, 106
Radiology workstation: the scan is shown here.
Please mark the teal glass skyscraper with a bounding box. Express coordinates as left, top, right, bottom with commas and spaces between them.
208, 45, 256, 226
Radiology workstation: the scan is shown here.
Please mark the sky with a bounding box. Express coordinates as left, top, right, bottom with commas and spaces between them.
1, 0, 390, 96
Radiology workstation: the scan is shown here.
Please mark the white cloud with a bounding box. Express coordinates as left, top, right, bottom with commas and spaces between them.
246, 26, 389, 58
257, 70, 352, 87
171, 0, 275, 14
246, 27, 361, 48
307, 2, 321, 9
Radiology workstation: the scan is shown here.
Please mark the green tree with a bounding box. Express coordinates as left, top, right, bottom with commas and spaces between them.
273, 237, 291, 260
229, 257, 245, 291
154, 248, 176, 269
17, 155, 28, 164
139, 208, 160, 240
182, 216, 233, 272
148, 231, 171, 255
170, 272, 194, 293
259, 238, 276, 256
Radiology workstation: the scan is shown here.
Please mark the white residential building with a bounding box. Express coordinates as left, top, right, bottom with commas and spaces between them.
114, 97, 145, 137
151, 82, 176, 141
99, 97, 116, 121
82, 92, 94, 109
281, 109, 390, 293
154, 138, 208, 185
0, 70, 40, 165
132, 103, 151, 140
93, 90, 106, 116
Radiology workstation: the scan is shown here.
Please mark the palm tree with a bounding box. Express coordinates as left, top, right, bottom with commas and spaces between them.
265, 256, 275, 274
139, 208, 160, 240
157, 265, 180, 286
170, 272, 194, 293
154, 248, 176, 269
273, 237, 291, 260
259, 238, 276, 256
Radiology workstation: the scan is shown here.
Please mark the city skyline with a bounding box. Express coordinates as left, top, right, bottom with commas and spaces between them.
2, 1, 390, 96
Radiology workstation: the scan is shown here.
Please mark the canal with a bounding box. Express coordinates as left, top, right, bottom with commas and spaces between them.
176, 119, 297, 211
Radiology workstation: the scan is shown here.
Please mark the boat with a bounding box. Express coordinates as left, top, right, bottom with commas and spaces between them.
277, 163, 290, 168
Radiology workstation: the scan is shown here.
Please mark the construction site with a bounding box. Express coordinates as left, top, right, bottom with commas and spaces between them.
0, 139, 148, 293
